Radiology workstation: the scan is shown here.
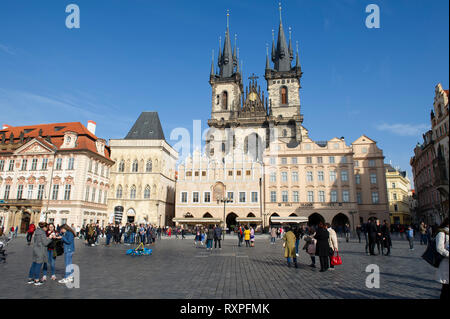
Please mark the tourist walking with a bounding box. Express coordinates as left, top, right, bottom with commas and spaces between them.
303, 233, 317, 268
42, 223, 59, 281
105, 224, 113, 246
250, 227, 255, 247
435, 218, 449, 300
381, 220, 392, 256
406, 225, 414, 250
26, 223, 36, 246
57, 224, 76, 284
294, 226, 302, 256
270, 227, 277, 244
244, 226, 251, 247
237, 225, 244, 247
326, 223, 338, 271
356, 224, 362, 243
283, 226, 297, 268
420, 222, 427, 245
27, 222, 51, 286
214, 225, 222, 249
206, 225, 214, 250
367, 219, 378, 255
314, 222, 330, 272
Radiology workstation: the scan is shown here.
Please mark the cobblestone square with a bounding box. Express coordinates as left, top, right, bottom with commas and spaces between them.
0, 235, 442, 299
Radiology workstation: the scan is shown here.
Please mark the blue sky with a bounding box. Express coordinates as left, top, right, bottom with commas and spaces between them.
0, 0, 448, 180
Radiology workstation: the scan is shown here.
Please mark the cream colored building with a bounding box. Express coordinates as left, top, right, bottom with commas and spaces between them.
0, 121, 114, 232
385, 164, 412, 225
174, 150, 263, 230
107, 112, 178, 227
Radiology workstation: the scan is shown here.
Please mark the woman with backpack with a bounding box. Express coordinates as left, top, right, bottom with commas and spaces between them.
436, 218, 449, 300
303, 231, 317, 268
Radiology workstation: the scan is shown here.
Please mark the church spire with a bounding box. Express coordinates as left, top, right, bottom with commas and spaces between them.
273, 2, 292, 72
210, 50, 215, 77
218, 10, 235, 78
295, 41, 300, 69
266, 43, 271, 70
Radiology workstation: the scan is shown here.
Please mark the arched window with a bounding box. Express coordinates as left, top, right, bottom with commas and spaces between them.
146, 160, 152, 172
116, 185, 122, 199
144, 185, 151, 199
130, 185, 136, 199
132, 160, 138, 172
118, 160, 125, 172
282, 129, 287, 137
281, 86, 288, 104
222, 91, 228, 110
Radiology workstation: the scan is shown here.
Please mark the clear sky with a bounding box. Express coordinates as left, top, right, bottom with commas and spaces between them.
0, 0, 448, 180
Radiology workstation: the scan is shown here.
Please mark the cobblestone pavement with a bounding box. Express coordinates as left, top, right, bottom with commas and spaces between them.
0, 234, 441, 299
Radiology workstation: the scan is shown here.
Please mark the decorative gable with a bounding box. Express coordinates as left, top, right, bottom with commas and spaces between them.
60, 131, 78, 149
14, 138, 55, 155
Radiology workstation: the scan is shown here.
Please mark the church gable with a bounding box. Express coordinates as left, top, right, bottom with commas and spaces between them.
14, 138, 55, 155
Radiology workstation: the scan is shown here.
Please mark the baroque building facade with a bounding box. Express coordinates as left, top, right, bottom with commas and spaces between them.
385, 164, 412, 225
174, 7, 389, 231
0, 121, 113, 232
107, 112, 178, 227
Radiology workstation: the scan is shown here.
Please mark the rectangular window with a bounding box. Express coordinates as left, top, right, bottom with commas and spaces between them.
307, 191, 314, 203
51, 185, 59, 200
393, 193, 397, 200
227, 192, 234, 202
8, 160, 14, 171
228, 170, 233, 177
21, 159, 27, 171
282, 191, 288, 202
85, 186, 90, 202
37, 185, 45, 200
329, 156, 335, 164
181, 192, 187, 203
55, 158, 62, 170
281, 157, 287, 165
354, 160, 359, 167
369, 159, 375, 167
372, 192, 379, 204
193, 192, 199, 203
204, 192, 211, 203
357, 192, 362, 204
317, 157, 323, 164
41, 158, 48, 170
98, 190, 102, 203
251, 192, 258, 203
370, 173, 377, 184
4, 185, 10, 200
270, 157, 276, 165
341, 170, 348, 182
239, 192, 246, 203
306, 171, 313, 182
31, 159, 38, 171
306, 157, 312, 164
318, 171, 324, 181
281, 172, 288, 182
270, 191, 277, 203
331, 190, 338, 202
293, 191, 299, 202
343, 190, 350, 202
27, 185, 33, 199
17, 185, 23, 199
391, 183, 396, 188
292, 172, 298, 182
91, 188, 96, 202
270, 172, 276, 182
318, 191, 325, 202
341, 156, 347, 163
355, 174, 361, 184
236, 170, 241, 176
246, 170, 251, 176
68, 157, 74, 170
291, 157, 297, 164
64, 184, 71, 200
329, 171, 336, 182
0, 159, 4, 171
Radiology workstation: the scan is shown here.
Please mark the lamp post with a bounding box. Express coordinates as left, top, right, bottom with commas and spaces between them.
218, 197, 232, 241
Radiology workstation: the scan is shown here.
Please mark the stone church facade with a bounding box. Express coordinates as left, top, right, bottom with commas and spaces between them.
174, 7, 389, 231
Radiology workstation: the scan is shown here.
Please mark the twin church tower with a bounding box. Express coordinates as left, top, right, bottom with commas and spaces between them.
206, 5, 305, 161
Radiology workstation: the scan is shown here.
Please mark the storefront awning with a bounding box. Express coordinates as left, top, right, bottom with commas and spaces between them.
236, 217, 262, 223
270, 217, 308, 224
172, 218, 222, 224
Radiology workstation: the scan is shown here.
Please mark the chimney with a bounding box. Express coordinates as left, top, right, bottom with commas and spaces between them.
87, 121, 96, 135
2, 124, 11, 130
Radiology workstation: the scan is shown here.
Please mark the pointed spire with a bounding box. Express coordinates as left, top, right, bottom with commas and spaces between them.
266, 43, 271, 70
288, 26, 294, 60
295, 41, 300, 68
218, 36, 222, 68
236, 47, 240, 73
211, 49, 215, 76
271, 29, 276, 61
273, 2, 292, 72
218, 10, 234, 78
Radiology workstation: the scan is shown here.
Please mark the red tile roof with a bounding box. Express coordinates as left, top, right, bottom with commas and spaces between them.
0, 122, 112, 161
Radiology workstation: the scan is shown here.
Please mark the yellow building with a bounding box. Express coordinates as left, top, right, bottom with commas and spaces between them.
385, 164, 412, 225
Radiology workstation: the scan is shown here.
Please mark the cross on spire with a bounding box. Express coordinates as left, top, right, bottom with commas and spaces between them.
248, 73, 259, 81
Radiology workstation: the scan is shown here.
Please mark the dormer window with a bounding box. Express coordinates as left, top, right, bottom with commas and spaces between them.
61, 131, 77, 149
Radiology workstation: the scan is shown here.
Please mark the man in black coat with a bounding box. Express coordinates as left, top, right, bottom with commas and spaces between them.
367, 219, 378, 256
381, 220, 392, 256
314, 223, 331, 272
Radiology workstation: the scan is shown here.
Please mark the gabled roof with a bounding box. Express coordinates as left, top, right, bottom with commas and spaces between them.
125, 112, 165, 140
352, 135, 377, 144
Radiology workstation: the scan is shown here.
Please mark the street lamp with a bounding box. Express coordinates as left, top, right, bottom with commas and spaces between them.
218, 197, 232, 240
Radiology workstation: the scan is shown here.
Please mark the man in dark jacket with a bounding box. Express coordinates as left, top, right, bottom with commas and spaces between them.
314, 222, 331, 272
213, 225, 222, 249
381, 220, 392, 256
367, 219, 378, 255
105, 224, 113, 246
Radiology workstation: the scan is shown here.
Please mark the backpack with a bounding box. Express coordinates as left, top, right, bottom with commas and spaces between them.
422, 231, 447, 268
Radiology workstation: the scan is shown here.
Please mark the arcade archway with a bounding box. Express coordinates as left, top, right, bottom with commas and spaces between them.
332, 213, 350, 235
226, 212, 238, 232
